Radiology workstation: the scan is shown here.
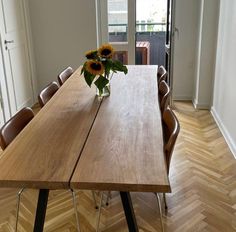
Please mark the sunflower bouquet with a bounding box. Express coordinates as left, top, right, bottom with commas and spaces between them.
81, 44, 128, 96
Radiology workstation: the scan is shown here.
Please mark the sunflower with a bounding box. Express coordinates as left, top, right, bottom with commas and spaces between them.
98, 44, 114, 59
85, 50, 97, 60
85, 60, 104, 76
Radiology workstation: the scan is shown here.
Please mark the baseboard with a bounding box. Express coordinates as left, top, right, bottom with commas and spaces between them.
211, 107, 236, 159
192, 98, 210, 110
172, 95, 192, 101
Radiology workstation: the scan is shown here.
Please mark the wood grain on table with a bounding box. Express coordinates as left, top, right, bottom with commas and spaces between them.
0, 68, 101, 189
70, 66, 170, 193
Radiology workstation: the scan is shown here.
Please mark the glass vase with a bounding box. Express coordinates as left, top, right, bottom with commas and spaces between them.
96, 82, 110, 97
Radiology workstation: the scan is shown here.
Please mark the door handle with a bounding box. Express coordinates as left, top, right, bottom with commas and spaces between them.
4, 40, 14, 44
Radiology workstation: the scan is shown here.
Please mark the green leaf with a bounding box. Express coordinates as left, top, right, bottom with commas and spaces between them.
112, 60, 128, 74
83, 70, 96, 87
94, 75, 109, 94
80, 64, 86, 75
102, 59, 112, 77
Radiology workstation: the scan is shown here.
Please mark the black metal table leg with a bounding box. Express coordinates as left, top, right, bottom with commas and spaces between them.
120, 192, 139, 232
33, 189, 49, 232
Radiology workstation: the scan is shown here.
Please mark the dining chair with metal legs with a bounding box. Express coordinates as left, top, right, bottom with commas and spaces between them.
158, 106, 180, 211
58, 66, 74, 86
158, 80, 170, 116
95, 107, 180, 232
0, 107, 81, 232
152, 107, 180, 232
71, 189, 81, 232
0, 107, 34, 232
38, 81, 60, 108
157, 65, 167, 86
158, 80, 171, 210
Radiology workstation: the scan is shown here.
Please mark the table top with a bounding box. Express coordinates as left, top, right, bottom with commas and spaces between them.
0, 65, 170, 193
0, 69, 101, 189
70, 66, 170, 193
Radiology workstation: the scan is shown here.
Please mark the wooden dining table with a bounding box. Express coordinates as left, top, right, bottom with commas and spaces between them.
0, 65, 170, 232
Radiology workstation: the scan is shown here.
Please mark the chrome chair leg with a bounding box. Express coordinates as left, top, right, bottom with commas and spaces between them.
163, 193, 168, 209
105, 191, 112, 206
96, 191, 104, 232
156, 193, 164, 232
15, 188, 25, 232
92, 191, 98, 209
70, 189, 81, 232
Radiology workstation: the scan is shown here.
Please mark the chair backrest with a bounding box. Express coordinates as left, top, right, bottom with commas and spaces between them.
158, 80, 170, 114
38, 81, 59, 108
0, 107, 34, 150
57, 66, 74, 86
157, 65, 167, 85
162, 107, 180, 174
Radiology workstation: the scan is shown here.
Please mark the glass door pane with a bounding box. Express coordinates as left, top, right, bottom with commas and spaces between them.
99, 0, 135, 64
108, 0, 128, 64
108, 0, 128, 43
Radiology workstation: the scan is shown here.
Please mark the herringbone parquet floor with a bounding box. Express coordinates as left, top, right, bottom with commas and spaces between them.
0, 101, 236, 231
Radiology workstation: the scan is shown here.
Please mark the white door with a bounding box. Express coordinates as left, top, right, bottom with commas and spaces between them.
99, 0, 136, 64
0, 91, 4, 127
0, 0, 34, 117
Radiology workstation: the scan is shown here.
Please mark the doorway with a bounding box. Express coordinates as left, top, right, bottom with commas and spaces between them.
99, 0, 169, 66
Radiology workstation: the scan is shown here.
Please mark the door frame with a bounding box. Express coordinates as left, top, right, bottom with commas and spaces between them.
0, 34, 10, 122
165, 0, 176, 105
0, 0, 37, 121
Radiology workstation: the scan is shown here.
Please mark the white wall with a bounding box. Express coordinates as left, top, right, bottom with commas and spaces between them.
212, 0, 236, 158
28, 0, 98, 90
173, 0, 219, 110
193, 0, 219, 109
172, 0, 200, 100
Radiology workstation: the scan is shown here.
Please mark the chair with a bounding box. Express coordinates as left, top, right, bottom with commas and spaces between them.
157, 66, 167, 85
95, 107, 180, 232
153, 107, 180, 232
0, 107, 34, 150
38, 81, 59, 107
58, 66, 74, 86
160, 106, 180, 208
0, 107, 80, 232
162, 107, 180, 175
158, 80, 170, 115
0, 107, 34, 231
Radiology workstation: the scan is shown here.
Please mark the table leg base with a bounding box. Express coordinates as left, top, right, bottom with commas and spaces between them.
33, 189, 49, 232
120, 192, 139, 232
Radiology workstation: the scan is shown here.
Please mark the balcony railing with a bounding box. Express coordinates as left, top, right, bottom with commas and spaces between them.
108, 22, 166, 34
108, 22, 166, 65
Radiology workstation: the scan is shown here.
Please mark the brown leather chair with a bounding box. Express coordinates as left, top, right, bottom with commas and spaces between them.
0, 107, 34, 150
153, 107, 180, 232
162, 107, 180, 175
160, 107, 180, 209
0, 107, 34, 231
96, 107, 180, 232
0, 106, 81, 231
38, 81, 59, 108
58, 66, 74, 86
158, 80, 170, 115
157, 65, 167, 85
